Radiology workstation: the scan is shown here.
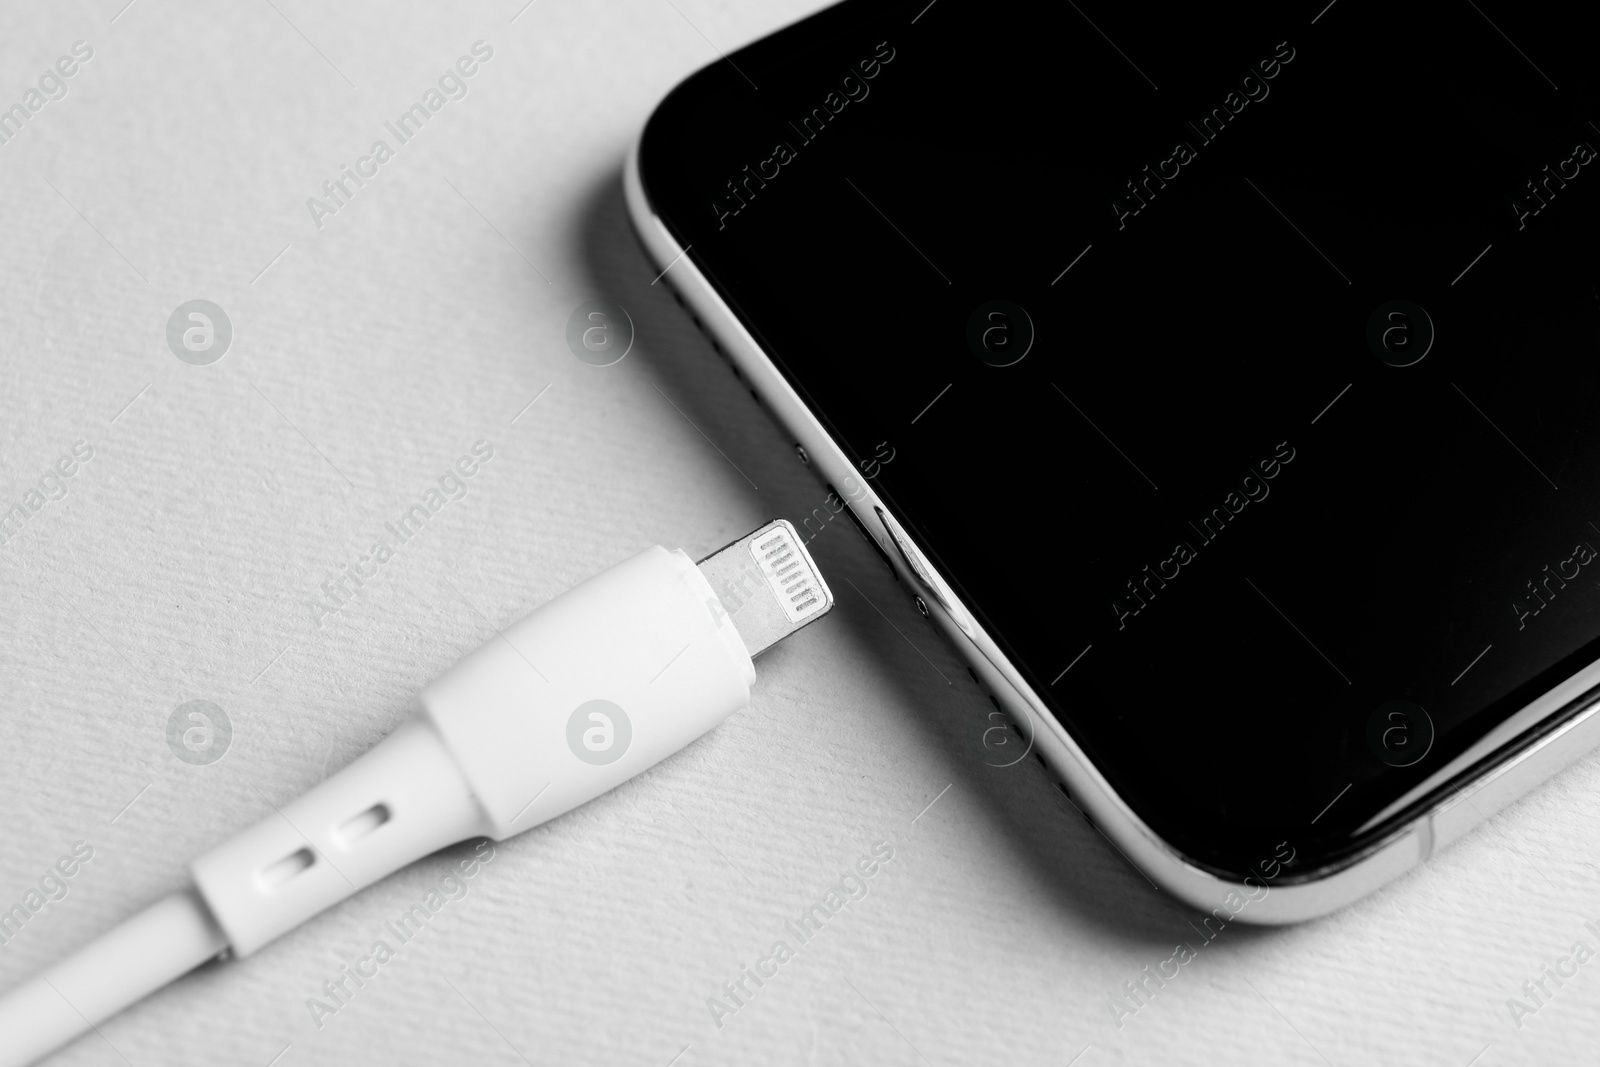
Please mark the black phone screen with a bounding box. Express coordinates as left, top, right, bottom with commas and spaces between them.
638, 0, 1600, 880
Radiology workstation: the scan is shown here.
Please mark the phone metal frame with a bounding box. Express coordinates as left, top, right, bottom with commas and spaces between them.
624, 139, 1600, 922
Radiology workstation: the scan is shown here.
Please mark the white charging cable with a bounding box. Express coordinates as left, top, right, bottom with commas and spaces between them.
0, 520, 832, 1066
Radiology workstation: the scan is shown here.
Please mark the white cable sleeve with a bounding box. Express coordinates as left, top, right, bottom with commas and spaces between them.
0, 888, 226, 1067
189, 716, 488, 957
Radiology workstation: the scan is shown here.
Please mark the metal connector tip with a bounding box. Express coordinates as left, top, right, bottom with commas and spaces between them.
697, 518, 834, 657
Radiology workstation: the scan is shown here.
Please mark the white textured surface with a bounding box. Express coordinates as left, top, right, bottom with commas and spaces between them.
1, 2, 1598, 1065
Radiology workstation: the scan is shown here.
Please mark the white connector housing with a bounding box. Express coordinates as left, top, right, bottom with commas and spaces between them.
191, 546, 754, 957
419, 544, 755, 840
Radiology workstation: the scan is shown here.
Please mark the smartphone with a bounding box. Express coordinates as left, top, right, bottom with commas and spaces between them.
626, 0, 1600, 920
